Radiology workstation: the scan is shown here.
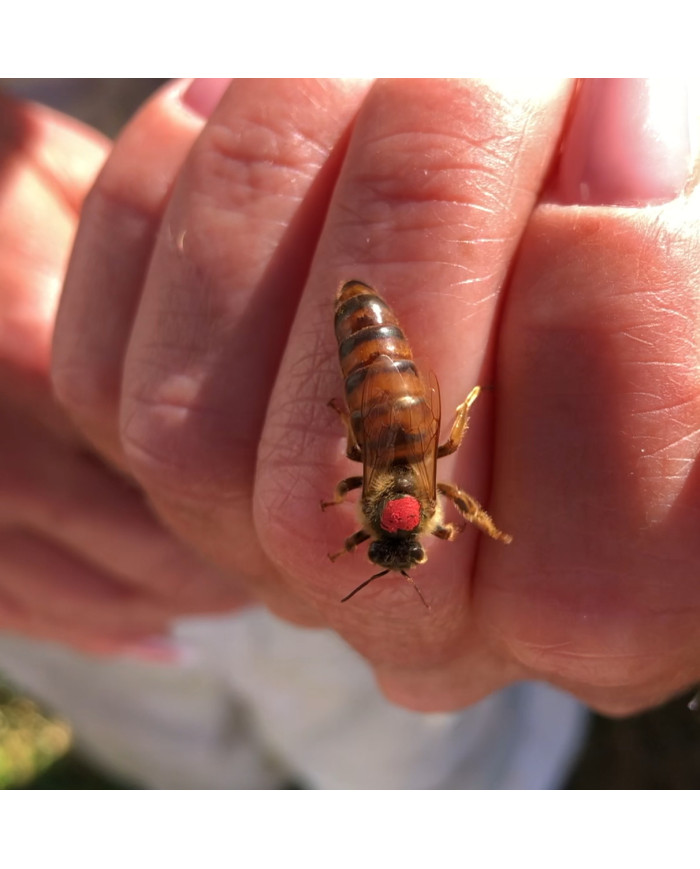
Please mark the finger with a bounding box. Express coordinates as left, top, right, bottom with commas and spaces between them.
0, 91, 109, 212
0, 94, 108, 434
0, 528, 173, 635
118, 79, 372, 623
0, 588, 174, 658
477, 79, 700, 712
0, 404, 248, 613
374, 646, 523, 713
52, 79, 231, 465
256, 79, 573, 672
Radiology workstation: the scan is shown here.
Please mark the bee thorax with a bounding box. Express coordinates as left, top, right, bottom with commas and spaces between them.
380, 496, 421, 533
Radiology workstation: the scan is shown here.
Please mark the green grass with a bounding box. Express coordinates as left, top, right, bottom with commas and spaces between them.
0, 676, 73, 788
0, 675, 134, 789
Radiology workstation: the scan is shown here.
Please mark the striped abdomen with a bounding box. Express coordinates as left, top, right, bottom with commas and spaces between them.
334, 281, 435, 466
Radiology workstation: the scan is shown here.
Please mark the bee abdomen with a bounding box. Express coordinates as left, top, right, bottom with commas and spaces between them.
334, 280, 412, 375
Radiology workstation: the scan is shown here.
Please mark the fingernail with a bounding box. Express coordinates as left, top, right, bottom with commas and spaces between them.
118, 636, 200, 665
553, 79, 692, 206
181, 78, 231, 119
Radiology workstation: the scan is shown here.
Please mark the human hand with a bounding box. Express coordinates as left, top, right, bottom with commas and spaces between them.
0, 89, 247, 656
52, 78, 700, 713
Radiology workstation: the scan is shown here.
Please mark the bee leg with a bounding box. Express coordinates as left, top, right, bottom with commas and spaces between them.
437, 385, 481, 458
328, 398, 362, 461
321, 476, 362, 511
431, 522, 463, 542
328, 529, 371, 562
437, 482, 512, 544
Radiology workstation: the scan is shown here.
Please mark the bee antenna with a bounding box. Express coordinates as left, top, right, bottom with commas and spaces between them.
341, 570, 389, 603
400, 570, 431, 611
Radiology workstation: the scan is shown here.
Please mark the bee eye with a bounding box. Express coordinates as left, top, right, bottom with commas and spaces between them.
410, 543, 424, 559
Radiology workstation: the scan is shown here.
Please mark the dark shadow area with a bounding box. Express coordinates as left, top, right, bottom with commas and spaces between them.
2, 79, 166, 138
0, 88, 32, 197
19, 751, 138, 789
566, 689, 700, 789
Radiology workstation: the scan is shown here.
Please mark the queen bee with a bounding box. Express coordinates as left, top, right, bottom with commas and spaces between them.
322, 280, 512, 608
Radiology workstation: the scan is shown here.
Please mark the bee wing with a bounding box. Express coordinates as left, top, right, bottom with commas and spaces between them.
360, 356, 399, 492
415, 368, 441, 500
360, 358, 441, 500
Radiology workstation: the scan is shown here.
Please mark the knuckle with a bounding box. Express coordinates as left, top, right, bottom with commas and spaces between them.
119, 386, 246, 504
51, 356, 117, 430
498, 625, 673, 692
188, 114, 318, 201
481, 581, 700, 698
120, 391, 205, 496
516, 647, 694, 718
86, 149, 164, 220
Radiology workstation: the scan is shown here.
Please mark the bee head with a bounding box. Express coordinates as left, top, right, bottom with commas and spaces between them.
368, 537, 426, 571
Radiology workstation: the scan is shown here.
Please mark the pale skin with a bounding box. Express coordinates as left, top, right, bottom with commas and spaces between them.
3, 78, 700, 716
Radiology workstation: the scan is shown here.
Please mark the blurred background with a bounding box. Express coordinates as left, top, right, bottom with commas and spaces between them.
0, 79, 698, 789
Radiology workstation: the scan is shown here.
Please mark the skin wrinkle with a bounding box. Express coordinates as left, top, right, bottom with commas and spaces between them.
640, 428, 700, 458
262, 472, 301, 531
184, 121, 331, 231
493, 571, 700, 622
267, 387, 336, 429
348, 181, 493, 210
180, 201, 303, 278
622, 350, 695, 370
497, 631, 680, 688
486, 552, 700, 601
83, 176, 165, 228
348, 117, 517, 184
348, 171, 511, 222
630, 380, 698, 401
553, 657, 695, 696
260, 83, 357, 155
270, 343, 336, 400
124, 386, 239, 419
324, 238, 515, 291
262, 404, 334, 464
321, 245, 506, 277
202, 115, 329, 176
119, 414, 190, 484
257, 369, 341, 466
446, 235, 510, 248
193, 157, 313, 211
358, 123, 512, 152
356, 134, 516, 191
199, 194, 307, 229
123, 440, 257, 503
623, 375, 699, 410
448, 286, 500, 307
332, 205, 496, 246
1, 533, 157, 612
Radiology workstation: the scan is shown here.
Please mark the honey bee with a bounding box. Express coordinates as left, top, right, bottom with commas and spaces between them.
322, 280, 512, 608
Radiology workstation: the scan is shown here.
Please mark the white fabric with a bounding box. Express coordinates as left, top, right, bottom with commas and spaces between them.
0, 608, 588, 789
